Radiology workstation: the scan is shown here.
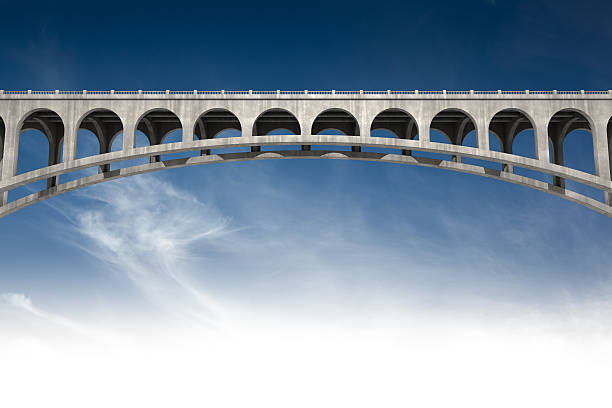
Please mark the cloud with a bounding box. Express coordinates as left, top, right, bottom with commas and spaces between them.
58, 176, 230, 326
1, 292, 110, 342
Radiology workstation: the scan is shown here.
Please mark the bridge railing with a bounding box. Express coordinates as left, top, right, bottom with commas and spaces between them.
0, 89, 612, 97
1, 89, 612, 96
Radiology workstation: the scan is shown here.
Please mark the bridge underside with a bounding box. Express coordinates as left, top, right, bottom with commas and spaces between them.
1, 135, 611, 219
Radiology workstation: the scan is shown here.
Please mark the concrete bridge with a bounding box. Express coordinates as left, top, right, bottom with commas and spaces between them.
1, 89, 612, 218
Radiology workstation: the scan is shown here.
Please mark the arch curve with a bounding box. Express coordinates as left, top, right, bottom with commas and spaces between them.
253, 108, 300, 136
311, 108, 360, 136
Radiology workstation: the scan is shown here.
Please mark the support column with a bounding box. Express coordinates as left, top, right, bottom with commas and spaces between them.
534, 122, 550, 163
47, 136, 62, 189
182, 119, 195, 144
501, 128, 514, 173
476, 116, 489, 151
593, 121, 611, 204
99, 135, 111, 174
122, 122, 136, 152
551, 137, 565, 188
62, 124, 77, 164
401, 120, 416, 156
418, 119, 430, 143
0, 122, 19, 206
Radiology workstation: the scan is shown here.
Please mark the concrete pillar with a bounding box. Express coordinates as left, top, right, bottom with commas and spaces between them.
551, 137, 565, 188
47, 136, 62, 189
592, 120, 611, 204
0, 122, 18, 205
181, 119, 195, 144
418, 119, 430, 143
62, 124, 77, 163
476, 116, 489, 151
122, 122, 136, 152
534, 122, 550, 163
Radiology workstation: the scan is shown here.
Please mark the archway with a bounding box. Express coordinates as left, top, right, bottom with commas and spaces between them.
311, 109, 360, 152
136, 109, 182, 162
421, 109, 475, 162
75, 109, 123, 175
369, 109, 417, 155
253, 108, 301, 152
16, 110, 64, 199
548, 110, 594, 195
194, 109, 245, 155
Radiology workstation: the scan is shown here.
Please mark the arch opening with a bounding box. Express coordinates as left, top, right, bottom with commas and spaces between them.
12, 109, 63, 201
311, 109, 360, 152
417, 109, 474, 162
62, 109, 125, 181
549, 109, 601, 201
253, 109, 302, 152
312, 109, 359, 136
136, 109, 189, 162
109, 130, 149, 172
194, 109, 247, 155
367, 109, 416, 155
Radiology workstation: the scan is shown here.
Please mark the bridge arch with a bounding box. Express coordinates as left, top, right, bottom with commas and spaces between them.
430, 108, 476, 146
76, 109, 123, 161
370, 108, 418, 139
134, 109, 183, 161
194, 108, 242, 139
548, 109, 595, 188
17, 109, 64, 188
489, 109, 535, 154
311, 108, 360, 136
134, 108, 183, 146
253, 108, 300, 136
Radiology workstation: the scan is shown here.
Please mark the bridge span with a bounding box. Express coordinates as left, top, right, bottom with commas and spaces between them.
1, 89, 612, 218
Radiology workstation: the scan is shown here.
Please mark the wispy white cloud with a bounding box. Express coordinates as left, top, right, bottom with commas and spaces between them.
57, 176, 230, 326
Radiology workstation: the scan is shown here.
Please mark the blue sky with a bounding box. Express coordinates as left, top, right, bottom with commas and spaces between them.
2, 1, 612, 407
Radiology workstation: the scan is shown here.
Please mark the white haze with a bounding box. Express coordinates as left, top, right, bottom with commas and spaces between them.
2, 175, 612, 407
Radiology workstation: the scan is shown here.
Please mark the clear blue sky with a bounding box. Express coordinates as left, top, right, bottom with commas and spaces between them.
1, 1, 612, 407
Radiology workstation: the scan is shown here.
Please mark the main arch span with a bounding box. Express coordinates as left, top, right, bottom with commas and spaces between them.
1, 89, 612, 218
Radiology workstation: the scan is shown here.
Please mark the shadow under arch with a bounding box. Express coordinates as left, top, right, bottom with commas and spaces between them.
77, 109, 123, 173
252, 108, 301, 152
311, 108, 360, 136
549, 109, 593, 189
311, 108, 360, 152
0, 116, 5, 163
489, 109, 534, 154
253, 108, 300, 136
194, 108, 243, 155
608, 115, 612, 179
136, 108, 182, 162
370, 108, 418, 155
17, 109, 64, 190
430, 108, 476, 145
